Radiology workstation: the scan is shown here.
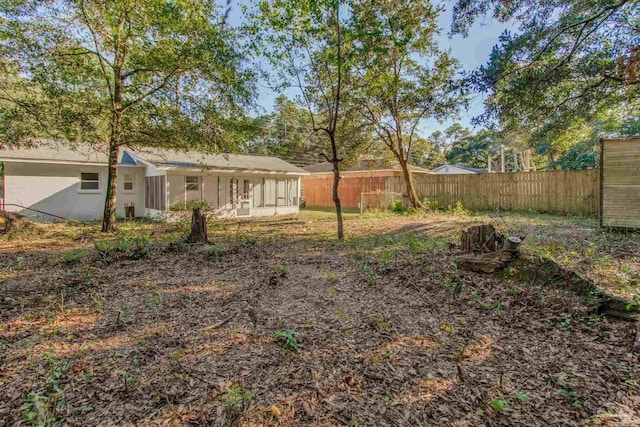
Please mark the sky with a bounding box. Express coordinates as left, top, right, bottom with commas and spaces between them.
228, 0, 511, 136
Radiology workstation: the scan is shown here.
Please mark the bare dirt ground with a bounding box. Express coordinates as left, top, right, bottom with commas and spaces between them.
1, 210, 639, 426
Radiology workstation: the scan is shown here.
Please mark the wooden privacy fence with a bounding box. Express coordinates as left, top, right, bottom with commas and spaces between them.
601, 137, 640, 228
302, 175, 387, 208
303, 169, 600, 214
387, 169, 600, 215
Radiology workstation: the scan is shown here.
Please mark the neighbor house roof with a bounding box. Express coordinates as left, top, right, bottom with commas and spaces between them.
0, 143, 308, 174
304, 161, 432, 174
431, 164, 485, 173
131, 149, 308, 174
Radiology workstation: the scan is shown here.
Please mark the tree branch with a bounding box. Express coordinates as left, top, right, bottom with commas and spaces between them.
80, 1, 114, 103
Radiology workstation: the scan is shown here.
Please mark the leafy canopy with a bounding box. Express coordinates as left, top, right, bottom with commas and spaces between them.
452, 0, 639, 142
0, 0, 255, 151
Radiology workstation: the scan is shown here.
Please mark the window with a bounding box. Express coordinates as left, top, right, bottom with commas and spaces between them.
277, 180, 286, 205
253, 179, 263, 207
123, 173, 134, 192
289, 179, 298, 206
264, 179, 276, 206
186, 176, 200, 191
145, 175, 167, 211
79, 172, 100, 191
242, 179, 250, 199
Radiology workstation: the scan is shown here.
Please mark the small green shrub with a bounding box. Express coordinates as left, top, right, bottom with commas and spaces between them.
490, 398, 510, 413
147, 290, 162, 309
205, 244, 226, 260
421, 198, 443, 212
274, 329, 300, 352
21, 391, 54, 425
448, 200, 470, 217
95, 240, 116, 264
95, 236, 153, 262
126, 236, 153, 260
326, 271, 339, 284
20, 358, 71, 425
58, 249, 86, 265
360, 263, 374, 282
272, 264, 289, 278
223, 384, 254, 420
560, 313, 573, 331
166, 235, 188, 253
391, 201, 405, 214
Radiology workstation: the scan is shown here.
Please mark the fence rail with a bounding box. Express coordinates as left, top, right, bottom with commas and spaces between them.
303, 169, 600, 214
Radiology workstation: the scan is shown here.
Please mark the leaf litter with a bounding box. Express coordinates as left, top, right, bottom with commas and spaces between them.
0, 213, 638, 426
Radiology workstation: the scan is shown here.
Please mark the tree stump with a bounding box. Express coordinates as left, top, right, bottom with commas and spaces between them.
503, 236, 522, 253
460, 235, 521, 273
459, 251, 515, 273
461, 224, 496, 252
187, 208, 209, 243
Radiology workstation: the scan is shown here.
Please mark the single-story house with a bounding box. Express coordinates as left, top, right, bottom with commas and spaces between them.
0, 143, 308, 221
431, 164, 485, 174
301, 161, 432, 208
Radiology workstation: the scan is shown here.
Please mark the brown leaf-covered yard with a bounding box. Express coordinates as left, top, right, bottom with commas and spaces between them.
1, 209, 639, 426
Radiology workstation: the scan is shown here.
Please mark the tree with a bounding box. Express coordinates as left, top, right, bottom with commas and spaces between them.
541, 116, 640, 170
446, 129, 496, 169
350, 0, 464, 208
1, 0, 254, 231
245, 95, 319, 159
410, 135, 446, 169
452, 0, 639, 141
251, 0, 356, 239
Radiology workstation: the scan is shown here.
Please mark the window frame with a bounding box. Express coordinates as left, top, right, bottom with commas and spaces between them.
122, 172, 135, 193
78, 172, 101, 193
185, 176, 200, 192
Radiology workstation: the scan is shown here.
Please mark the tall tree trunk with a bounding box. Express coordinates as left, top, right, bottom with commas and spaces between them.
102, 119, 121, 232
397, 156, 422, 209
330, 136, 344, 240
102, 71, 124, 232
547, 149, 555, 169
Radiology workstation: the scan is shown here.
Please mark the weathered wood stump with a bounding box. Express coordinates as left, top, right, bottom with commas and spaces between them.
503, 236, 522, 253
461, 224, 496, 252
460, 237, 521, 273
187, 208, 209, 243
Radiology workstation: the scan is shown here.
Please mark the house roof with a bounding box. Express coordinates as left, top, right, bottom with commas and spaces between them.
131, 149, 308, 174
304, 161, 432, 174
431, 164, 485, 173
0, 142, 109, 164
0, 143, 308, 174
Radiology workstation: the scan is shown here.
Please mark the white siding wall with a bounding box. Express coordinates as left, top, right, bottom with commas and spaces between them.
3, 162, 145, 221
118, 167, 146, 218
